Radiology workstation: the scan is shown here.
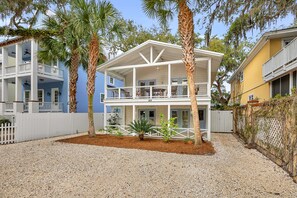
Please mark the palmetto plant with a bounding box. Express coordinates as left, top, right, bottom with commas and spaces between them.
71, 0, 122, 137
39, 10, 87, 113
142, 0, 203, 146
129, 119, 153, 141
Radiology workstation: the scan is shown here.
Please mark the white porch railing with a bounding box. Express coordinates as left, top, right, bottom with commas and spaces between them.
105, 125, 207, 139
263, 37, 297, 81
38, 64, 64, 78
19, 63, 31, 74
106, 87, 133, 99
5, 66, 16, 75
23, 102, 63, 112
106, 82, 208, 100
5, 102, 14, 112
2, 63, 64, 79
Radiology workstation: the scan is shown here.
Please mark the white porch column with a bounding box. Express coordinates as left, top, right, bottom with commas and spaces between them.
14, 43, 23, 113
0, 47, 8, 114
132, 105, 135, 121
207, 103, 211, 141
133, 67, 136, 99
103, 104, 107, 129
104, 70, 107, 98
167, 64, 171, 98
167, 104, 171, 121
207, 58, 212, 97
29, 39, 38, 113
289, 71, 293, 95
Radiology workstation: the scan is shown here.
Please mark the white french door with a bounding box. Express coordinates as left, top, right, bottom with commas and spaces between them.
51, 88, 59, 110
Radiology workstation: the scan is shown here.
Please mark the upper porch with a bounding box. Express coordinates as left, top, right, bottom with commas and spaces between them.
99, 40, 224, 103
263, 37, 297, 81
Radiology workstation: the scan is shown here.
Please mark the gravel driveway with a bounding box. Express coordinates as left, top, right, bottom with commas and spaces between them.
0, 133, 296, 198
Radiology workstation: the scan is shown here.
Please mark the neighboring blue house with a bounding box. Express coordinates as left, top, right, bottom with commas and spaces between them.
76, 66, 123, 113
0, 37, 122, 115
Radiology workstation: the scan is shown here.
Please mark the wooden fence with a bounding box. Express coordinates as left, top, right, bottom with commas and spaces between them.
234, 97, 297, 182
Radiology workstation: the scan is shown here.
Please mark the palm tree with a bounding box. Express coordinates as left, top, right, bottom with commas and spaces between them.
71, 0, 121, 137
129, 119, 153, 140
39, 10, 87, 113
142, 0, 203, 146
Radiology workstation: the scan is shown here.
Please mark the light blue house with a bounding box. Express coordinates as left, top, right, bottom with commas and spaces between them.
0, 37, 121, 114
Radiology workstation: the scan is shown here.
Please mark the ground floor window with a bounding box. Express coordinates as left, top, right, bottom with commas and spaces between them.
272, 74, 290, 97
139, 109, 155, 124
24, 89, 44, 105
100, 93, 105, 103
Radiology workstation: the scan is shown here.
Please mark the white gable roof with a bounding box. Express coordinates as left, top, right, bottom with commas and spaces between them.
98, 40, 223, 70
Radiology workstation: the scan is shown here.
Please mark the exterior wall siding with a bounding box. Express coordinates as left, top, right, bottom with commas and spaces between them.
76, 67, 123, 113
231, 38, 283, 105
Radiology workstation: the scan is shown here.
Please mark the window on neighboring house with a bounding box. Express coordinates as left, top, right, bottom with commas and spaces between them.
100, 93, 105, 103
272, 74, 290, 97
109, 77, 114, 85
24, 90, 30, 102
283, 38, 293, 47
38, 89, 44, 106
248, 94, 254, 101
238, 71, 244, 82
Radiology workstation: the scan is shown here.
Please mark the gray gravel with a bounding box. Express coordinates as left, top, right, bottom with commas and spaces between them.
0, 133, 296, 198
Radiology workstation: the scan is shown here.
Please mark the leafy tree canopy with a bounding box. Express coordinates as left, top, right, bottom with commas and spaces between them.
0, 0, 68, 29
203, 37, 254, 108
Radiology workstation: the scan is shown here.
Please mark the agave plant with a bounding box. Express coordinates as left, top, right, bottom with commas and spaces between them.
129, 119, 153, 141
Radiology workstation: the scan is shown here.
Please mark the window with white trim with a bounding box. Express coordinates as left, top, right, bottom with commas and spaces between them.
238, 71, 244, 82
109, 77, 114, 85
38, 89, 44, 106
248, 94, 254, 101
100, 93, 105, 103
24, 90, 30, 102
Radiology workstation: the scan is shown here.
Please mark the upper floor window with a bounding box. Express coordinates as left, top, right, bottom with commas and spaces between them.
109, 77, 114, 85
248, 94, 254, 101
283, 38, 293, 47
100, 93, 105, 103
238, 71, 244, 82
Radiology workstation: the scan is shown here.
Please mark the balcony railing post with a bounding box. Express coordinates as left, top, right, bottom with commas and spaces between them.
118, 88, 121, 99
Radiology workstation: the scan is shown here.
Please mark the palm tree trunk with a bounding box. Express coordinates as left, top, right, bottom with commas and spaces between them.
178, 0, 202, 146
69, 48, 80, 113
87, 34, 99, 137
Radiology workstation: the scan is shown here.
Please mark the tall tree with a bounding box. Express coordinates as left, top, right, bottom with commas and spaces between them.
203, 37, 253, 108
71, 0, 121, 137
0, 0, 67, 29
196, 0, 297, 46
143, 0, 203, 146
38, 10, 87, 113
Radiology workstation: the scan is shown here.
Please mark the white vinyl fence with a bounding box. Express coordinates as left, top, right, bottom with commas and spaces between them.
13, 113, 106, 143
0, 123, 15, 144
211, 110, 233, 133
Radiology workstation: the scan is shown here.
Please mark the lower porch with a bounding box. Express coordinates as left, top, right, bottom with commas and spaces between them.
104, 104, 211, 141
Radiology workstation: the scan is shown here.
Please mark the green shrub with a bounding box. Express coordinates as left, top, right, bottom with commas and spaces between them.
159, 114, 178, 143
0, 119, 11, 126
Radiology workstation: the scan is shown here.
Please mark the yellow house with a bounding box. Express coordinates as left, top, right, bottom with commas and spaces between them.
229, 27, 297, 105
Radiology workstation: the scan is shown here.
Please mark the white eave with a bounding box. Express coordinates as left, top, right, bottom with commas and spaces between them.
98, 40, 223, 72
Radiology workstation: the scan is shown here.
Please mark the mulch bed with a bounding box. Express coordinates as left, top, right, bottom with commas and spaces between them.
57, 134, 215, 155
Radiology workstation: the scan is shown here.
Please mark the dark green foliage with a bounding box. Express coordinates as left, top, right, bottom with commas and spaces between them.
129, 119, 153, 140
0, 119, 11, 126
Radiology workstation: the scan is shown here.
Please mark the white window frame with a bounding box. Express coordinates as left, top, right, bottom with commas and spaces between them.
100, 93, 105, 103
248, 94, 254, 101
24, 90, 30, 102
109, 76, 114, 85
38, 89, 44, 106
239, 71, 244, 82
282, 37, 294, 47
